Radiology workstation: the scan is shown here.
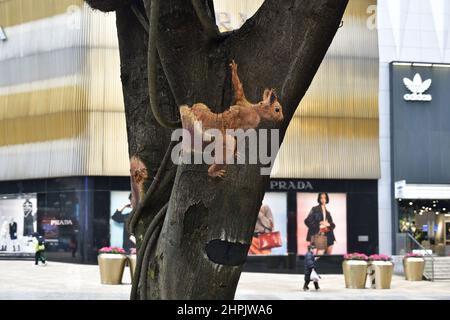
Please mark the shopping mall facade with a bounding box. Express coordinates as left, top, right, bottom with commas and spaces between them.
0, 0, 449, 270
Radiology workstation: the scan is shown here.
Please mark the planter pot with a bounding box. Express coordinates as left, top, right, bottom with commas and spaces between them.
343, 260, 368, 289
128, 254, 137, 280
371, 261, 394, 289
98, 253, 127, 285
403, 257, 425, 281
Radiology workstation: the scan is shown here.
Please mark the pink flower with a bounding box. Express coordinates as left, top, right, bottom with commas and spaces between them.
369, 254, 392, 261
344, 252, 369, 261
98, 246, 126, 254
405, 253, 423, 258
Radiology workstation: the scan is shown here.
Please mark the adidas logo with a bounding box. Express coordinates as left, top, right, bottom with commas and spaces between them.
403, 73, 432, 102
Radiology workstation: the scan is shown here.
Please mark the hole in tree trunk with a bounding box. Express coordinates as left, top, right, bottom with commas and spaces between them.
205, 239, 250, 266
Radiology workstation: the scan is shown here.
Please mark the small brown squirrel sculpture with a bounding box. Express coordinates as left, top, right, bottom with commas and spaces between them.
180, 60, 284, 178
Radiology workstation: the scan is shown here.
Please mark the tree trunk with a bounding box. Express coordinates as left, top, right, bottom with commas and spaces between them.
86, 0, 348, 300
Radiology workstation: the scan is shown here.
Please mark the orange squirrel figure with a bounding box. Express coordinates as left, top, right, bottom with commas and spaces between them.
180, 60, 284, 178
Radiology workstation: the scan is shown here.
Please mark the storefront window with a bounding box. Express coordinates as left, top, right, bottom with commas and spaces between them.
446, 222, 450, 245
110, 191, 134, 252
38, 192, 81, 261
248, 192, 288, 256
0, 193, 37, 254
297, 192, 348, 256
398, 199, 450, 256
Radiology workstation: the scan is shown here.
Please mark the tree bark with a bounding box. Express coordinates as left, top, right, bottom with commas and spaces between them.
115, 2, 177, 229
87, 0, 348, 300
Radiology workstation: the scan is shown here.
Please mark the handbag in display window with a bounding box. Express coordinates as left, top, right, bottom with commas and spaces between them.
254, 231, 282, 250
312, 233, 327, 250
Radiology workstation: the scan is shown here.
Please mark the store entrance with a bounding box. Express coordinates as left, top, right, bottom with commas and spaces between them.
398, 199, 450, 256
0, 193, 37, 258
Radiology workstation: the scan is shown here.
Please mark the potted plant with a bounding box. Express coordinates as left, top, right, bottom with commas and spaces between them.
342, 253, 369, 289
98, 246, 127, 285
128, 248, 137, 280
368, 254, 394, 289
403, 253, 425, 281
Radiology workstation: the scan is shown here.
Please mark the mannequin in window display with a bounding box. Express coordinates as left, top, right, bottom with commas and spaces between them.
9, 217, 20, 252
23, 199, 35, 236
0, 217, 8, 251
111, 193, 135, 252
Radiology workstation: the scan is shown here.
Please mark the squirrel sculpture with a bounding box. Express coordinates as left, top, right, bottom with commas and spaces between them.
180, 60, 284, 178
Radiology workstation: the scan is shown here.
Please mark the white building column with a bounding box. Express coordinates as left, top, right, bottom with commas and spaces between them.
377, 62, 393, 255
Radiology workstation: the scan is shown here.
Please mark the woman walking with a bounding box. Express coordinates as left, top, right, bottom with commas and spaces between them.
303, 245, 320, 291
32, 232, 47, 266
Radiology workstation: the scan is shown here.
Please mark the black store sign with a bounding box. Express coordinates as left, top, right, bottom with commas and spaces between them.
390, 63, 450, 184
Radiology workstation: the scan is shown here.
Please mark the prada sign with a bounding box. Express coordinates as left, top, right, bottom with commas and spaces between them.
270, 180, 314, 191
50, 219, 74, 226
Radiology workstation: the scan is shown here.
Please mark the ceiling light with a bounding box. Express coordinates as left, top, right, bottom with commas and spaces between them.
433, 64, 450, 68
392, 62, 450, 68
413, 63, 433, 67
409, 202, 413, 206
393, 62, 411, 66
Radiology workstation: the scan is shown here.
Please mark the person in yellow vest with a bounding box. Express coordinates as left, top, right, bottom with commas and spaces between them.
32, 232, 47, 266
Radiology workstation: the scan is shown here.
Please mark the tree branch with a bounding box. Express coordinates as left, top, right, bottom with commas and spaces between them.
147, 0, 181, 128
131, 202, 168, 300
149, 0, 226, 110
191, 0, 222, 40
131, 1, 149, 33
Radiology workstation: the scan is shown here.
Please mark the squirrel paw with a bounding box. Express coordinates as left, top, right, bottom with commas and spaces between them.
209, 169, 226, 179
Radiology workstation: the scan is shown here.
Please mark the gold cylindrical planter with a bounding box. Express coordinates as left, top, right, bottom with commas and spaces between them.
403, 257, 425, 281
98, 253, 127, 285
343, 260, 368, 289
372, 262, 394, 289
128, 254, 137, 280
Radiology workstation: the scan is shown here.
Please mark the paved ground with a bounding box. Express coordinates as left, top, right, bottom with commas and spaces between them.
0, 261, 449, 300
